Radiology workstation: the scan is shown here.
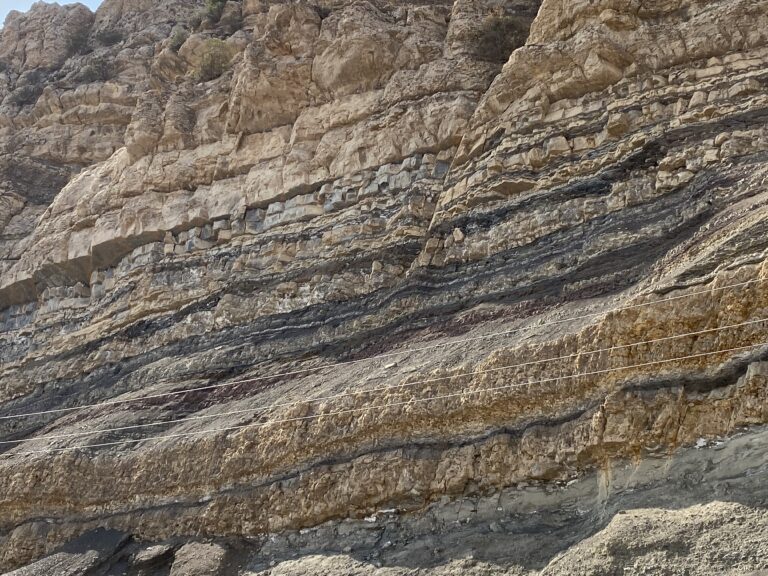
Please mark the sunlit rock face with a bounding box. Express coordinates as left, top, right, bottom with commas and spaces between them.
1, 0, 768, 573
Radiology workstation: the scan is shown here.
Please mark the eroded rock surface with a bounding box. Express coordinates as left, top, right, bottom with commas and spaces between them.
1, 0, 767, 573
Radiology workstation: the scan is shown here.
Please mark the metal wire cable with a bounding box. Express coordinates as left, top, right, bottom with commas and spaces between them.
5, 339, 766, 458
0, 277, 762, 422
1, 315, 765, 446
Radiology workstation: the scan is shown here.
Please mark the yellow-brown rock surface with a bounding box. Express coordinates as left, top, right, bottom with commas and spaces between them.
1, 0, 767, 573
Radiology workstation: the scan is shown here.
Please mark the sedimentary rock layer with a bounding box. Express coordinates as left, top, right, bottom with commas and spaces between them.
0, 0, 767, 572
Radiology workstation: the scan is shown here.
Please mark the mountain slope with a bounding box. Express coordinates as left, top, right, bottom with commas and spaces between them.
0, 0, 767, 572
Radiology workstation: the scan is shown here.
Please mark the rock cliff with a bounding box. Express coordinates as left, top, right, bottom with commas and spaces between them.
1, 0, 767, 574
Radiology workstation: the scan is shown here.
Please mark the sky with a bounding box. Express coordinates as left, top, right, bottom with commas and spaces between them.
1, 0, 103, 27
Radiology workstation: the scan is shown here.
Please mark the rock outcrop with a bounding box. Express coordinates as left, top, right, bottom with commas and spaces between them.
1, 0, 767, 573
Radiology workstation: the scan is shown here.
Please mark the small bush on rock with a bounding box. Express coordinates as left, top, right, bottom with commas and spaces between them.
8, 84, 43, 107
78, 56, 114, 83
190, 12, 204, 31
472, 15, 528, 64
96, 28, 123, 47
170, 28, 190, 52
196, 39, 233, 82
205, 0, 227, 22
65, 23, 92, 56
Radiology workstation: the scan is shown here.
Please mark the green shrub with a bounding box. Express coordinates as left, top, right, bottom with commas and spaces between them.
189, 11, 204, 31
218, 1, 242, 33
205, 0, 227, 22
65, 23, 92, 56
170, 28, 189, 52
78, 56, 114, 83
472, 16, 528, 64
196, 39, 233, 82
96, 28, 123, 47
8, 84, 43, 107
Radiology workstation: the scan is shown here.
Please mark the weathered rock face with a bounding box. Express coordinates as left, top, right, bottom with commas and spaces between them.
0, 0, 204, 292
1, 0, 767, 573
0, 2, 95, 71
